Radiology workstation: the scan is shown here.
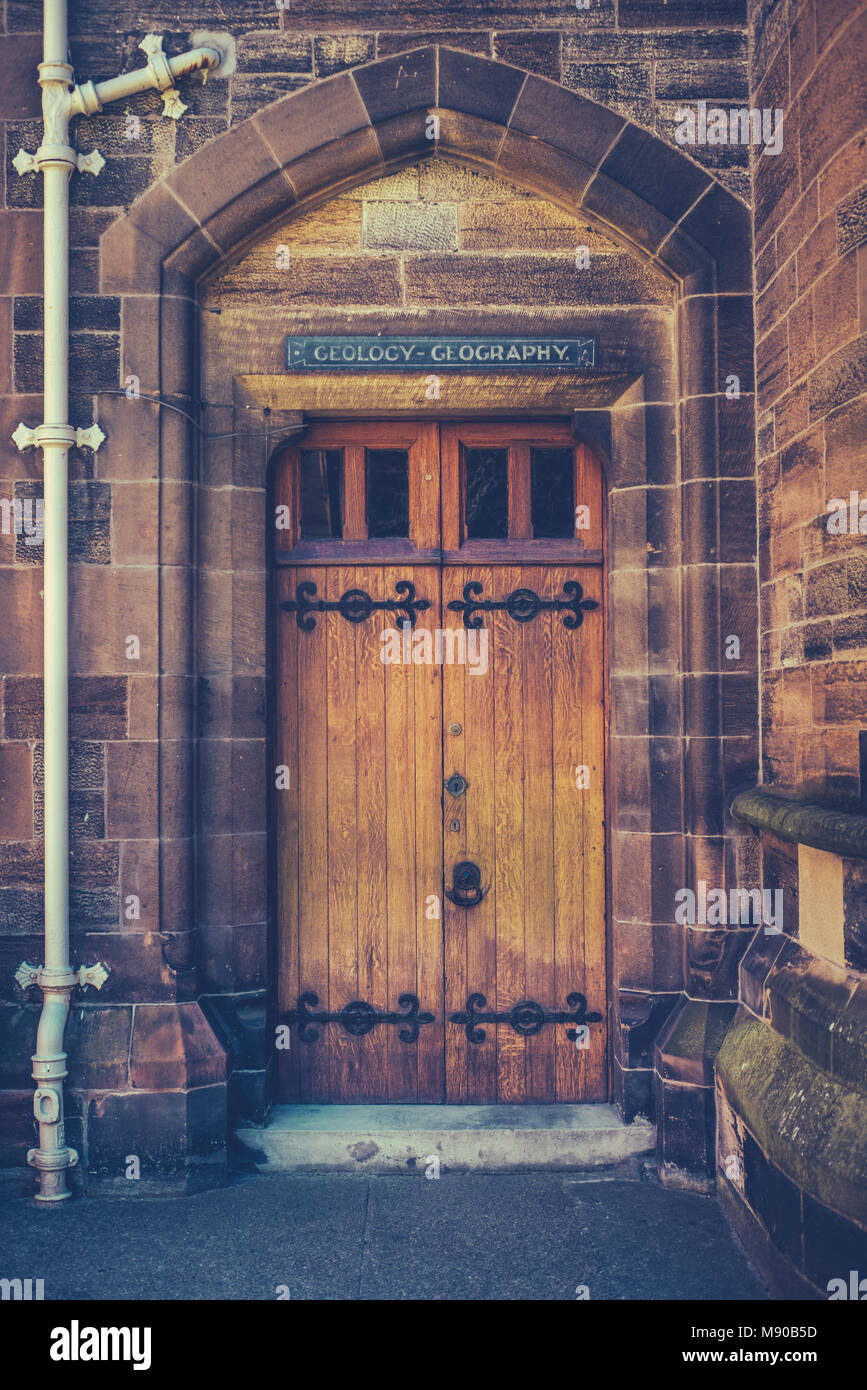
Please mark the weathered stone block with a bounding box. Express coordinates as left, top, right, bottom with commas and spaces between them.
620, 0, 745, 26
106, 742, 158, 840
239, 31, 312, 74
0, 742, 32, 839
363, 201, 457, 251
129, 1003, 227, 1091
314, 34, 373, 76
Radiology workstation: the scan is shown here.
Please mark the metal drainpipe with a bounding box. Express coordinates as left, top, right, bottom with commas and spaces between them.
12, 0, 222, 1204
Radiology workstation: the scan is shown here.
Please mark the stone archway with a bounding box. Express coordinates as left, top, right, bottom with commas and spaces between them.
94, 48, 757, 1178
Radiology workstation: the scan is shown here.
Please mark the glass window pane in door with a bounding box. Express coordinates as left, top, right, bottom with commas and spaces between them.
531, 447, 574, 538
300, 449, 343, 539
366, 449, 410, 537
464, 447, 508, 540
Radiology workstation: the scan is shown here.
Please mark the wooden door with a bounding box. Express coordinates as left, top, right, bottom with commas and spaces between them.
440, 423, 606, 1102
273, 419, 606, 1103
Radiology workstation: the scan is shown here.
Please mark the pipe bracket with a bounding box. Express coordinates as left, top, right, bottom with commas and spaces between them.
77, 148, 105, 177
14, 961, 40, 992
77, 962, 110, 991
12, 148, 38, 176
160, 88, 189, 120
14, 960, 110, 993
75, 422, 106, 452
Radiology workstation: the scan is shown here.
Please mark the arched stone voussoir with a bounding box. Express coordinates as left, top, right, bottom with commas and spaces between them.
101, 45, 750, 295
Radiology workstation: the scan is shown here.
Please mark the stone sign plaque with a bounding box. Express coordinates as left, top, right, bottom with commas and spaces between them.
285, 335, 598, 371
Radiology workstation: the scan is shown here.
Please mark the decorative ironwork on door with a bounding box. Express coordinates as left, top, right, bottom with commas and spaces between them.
447, 580, 598, 629
282, 579, 431, 630
284, 992, 435, 1044
450, 992, 603, 1044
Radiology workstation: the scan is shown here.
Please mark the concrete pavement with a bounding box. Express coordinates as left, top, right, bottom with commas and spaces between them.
1, 1170, 768, 1301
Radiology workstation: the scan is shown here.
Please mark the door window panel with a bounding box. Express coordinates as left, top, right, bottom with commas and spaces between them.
531, 446, 574, 539
299, 448, 343, 539
366, 448, 410, 537
464, 447, 509, 540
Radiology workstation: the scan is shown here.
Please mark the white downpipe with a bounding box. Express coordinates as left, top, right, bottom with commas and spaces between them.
30, 0, 78, 1207
19, 0, 221, 1204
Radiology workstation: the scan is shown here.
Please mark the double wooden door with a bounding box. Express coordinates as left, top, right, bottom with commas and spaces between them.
274, 420, 606, 1103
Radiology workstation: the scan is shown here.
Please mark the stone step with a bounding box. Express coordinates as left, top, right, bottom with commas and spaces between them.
235, 1104, 656, 1174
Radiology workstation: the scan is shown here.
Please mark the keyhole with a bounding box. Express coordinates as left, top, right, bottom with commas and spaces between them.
449, 819, 461, 833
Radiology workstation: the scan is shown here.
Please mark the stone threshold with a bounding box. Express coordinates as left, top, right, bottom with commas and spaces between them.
235, 1103, 656, 1174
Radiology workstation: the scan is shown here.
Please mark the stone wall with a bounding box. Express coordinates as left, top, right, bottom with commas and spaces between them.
715, 0, 867, 1298
751, 0, 867, 803
0, 2, 757, 1191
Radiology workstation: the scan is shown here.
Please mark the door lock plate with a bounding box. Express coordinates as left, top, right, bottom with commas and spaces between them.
444, 773, 468, 797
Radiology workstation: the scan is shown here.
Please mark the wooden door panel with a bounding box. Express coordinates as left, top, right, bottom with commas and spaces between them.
551, 564, 607, 1100
383, 563, 420, 1102
522, 568, 557, 1103
442, 564, 606, 1102
443, 565, 500, 1103
414, 576, 447, 1102
276, 563, 444, 1102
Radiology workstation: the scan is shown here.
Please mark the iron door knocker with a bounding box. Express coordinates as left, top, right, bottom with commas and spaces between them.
445, 861, 488, 909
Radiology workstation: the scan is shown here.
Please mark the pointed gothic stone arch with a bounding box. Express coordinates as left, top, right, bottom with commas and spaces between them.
102, 46, 750, 295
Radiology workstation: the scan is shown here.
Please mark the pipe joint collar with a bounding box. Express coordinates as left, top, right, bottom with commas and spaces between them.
38, 60, 73, 87
37, 965, 78, 989
35, 142, 78, 172
28, 1146, 79, 1172
32, 1058, 69, 1082
139, 34, 175, 91
36, 423, 76, 449
71, 80, 102, 116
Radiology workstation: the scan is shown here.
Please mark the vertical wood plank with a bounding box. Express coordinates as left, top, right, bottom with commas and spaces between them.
459, 565, 498, 1102
384, 565, 419, 1101
442, 566, 468, 1104
415, 566, 445, 1102
326, 565, 361, 1098
440, 423, 462, 552
510, 444, 532, 539
275, 566, 300, 1100
576, 443, 604, 554
355, 566, 388, 1101
522, 567, 557, 1101
295, 565, 330, 1101
493, 565, 527, 1101
412, 421, 441, 552
578, 564, 607, 1098
552, 564, 586, 1100
343, 444, 367, 539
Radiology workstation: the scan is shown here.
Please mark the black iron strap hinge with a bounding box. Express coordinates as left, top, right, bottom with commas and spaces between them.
448, 580, 598, 629
450, 992, 602, 1044
282, 580, 431, 631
